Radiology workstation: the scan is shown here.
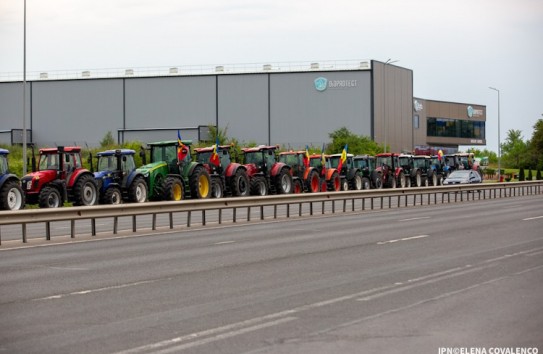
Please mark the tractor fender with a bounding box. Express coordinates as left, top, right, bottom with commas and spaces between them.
68, 170, 92, 188
302, 166, 317, 180
47, 179, 68, 203
270, 162, 290, 177
126, 170, 145, 188
243, 164, 259, 177
0, 174, 20, 189
325, 168, 337, 181
224, 163, 245, 178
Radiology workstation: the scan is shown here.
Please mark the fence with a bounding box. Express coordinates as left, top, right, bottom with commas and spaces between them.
0, 181, 541, 245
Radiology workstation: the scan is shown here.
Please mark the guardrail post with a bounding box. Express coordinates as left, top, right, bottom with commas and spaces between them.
152, 214, 157, 230
310, 202, 314, 215
22, 223, 27, 243
91, 219, 96, 236
261, 205, 265, 220
169, 213, 173, 229
362, 198, 365, 211
202, 210, 206, 226
322, 201, 325, 214
247, 207, 251, 221
388, 196, 391, 209
233, 208, 236, 223
371, 197, 374, 210
132, 215, 136, 232
286, 204, 290, 218
299, 203, 303, 216
274, 205, 277, 219
380, 197, 383, 209
113, 217, 118, 234
71, 220, 75, 238
343, 199, 346, 213
46, 222, 51, 240
332, 200, 335, 214
352, 199, 355, 212
187, 211, 192, 227
219, 209, 222, 224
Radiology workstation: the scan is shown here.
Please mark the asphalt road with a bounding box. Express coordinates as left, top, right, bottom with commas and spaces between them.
0, 195, 542, 354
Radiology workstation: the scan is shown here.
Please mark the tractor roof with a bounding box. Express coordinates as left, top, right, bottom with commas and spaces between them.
194, 145, 232, 153
413, 155, 431, 159
309, 154, 327, 159
376, 152, 400, 157
148, 140, 193, 146
241, 145, 278, 153
328, 153, 354, 158
279, 151, 306, 155
0, 148, 9, 155
40, 146, 81, 154
354, 155, 373, 159
96, 149, 136, 157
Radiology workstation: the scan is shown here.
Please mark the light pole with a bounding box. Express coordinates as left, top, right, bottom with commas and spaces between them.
22, 0, 27, 176
383, 59, 398, 153
489, 87, 500, 182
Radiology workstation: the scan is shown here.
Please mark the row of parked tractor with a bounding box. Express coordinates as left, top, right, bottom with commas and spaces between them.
0, 141, 482, 211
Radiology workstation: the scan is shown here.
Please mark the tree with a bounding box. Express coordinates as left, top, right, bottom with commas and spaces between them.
518, 167, 525, 181
100, 131, 116, 148
527, 168, 533, 181
501, 129, 527, 168
527, 119, 543, 170
327, 127, 383, 155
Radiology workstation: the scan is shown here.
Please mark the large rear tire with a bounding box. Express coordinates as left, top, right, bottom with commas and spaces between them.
351, 172, 363, 190
72, 174, 98, 206
328, 171, 341, 192
190, 166, 211, 199
0, 180, 25, 210
39, 186, 62, 208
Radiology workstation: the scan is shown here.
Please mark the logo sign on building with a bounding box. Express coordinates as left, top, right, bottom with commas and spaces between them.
314, 77, 328, 92
467, 106, 484, 118
314, 77, 358, 92
414, 100, 424, 112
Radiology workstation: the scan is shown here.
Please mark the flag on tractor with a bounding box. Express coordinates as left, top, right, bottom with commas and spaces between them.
438, 149, 444, 161
321, 143, 326, 176
303, 145, 310, 168
336, 144, 348, 172
177, 130, 188, 162
210, 137, 220, 167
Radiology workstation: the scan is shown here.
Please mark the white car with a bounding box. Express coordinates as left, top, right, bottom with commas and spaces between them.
443, 170, 482, 185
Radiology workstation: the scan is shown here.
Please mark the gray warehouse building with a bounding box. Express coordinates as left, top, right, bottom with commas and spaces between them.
0, 60, 485, 153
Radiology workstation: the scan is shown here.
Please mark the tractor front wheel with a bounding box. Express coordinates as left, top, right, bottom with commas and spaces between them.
231, 169, 249, 197
307, 170, 320, 193
39, 186, 62, 208
250, 177, 268, 196
102, 187, 122, 205
0, 181, 25, 210
293, 179, 303, 194
128, 176, 148, 203
211, 178, 224, 198
73, 174, 98, 206
361, 177, 371, 190
275, 168, 293, 194
190, 166, 211, 199
163, 176, 184, 201
351, 172, 363, 190
329, 171, 341, 191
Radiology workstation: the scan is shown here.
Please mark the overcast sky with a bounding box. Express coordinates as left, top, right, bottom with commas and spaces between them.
1, 0, 542, 152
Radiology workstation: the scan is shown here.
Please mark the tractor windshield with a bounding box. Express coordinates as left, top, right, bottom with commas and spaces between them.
328, 156, 340, 168
354, 159, 368, 169
309, 157, 323, 168
0, 155, 7, 175
97, 155, 116, 171
151, 145, 179, 164
244, 152, 263, 165
196, 151, 212, 164
376, 156, 392, 167
279, 154, 299, 166
39, 153, 60, 171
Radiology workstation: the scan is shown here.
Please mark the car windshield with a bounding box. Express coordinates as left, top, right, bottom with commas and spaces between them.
448, 170, 470, 178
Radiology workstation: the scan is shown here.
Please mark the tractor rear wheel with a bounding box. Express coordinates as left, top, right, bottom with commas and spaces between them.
163, 176, 184, 201
351, 172, 363, 190
0, 180, 25, 210
39, 186, 62, 208
307, 170, 320, 193
361, 177, 371, 190
275, 167, 293, 194
340, 177, 349, 191
231, 169, 249, 197
415, 171, 422, 187
399, 172, 406, 188
128, 176, 148, 203
320, 179, 327, 192
190, 166, 211, 199
103, 187, 122, 205
250, 177, 268, 196
73, 174, 98, 206
431, 173, 438, 186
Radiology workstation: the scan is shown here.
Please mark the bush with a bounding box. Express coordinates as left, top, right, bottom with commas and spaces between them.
527, 169, 533, 181
537, 169, 542, 180
518, 167, 525, 181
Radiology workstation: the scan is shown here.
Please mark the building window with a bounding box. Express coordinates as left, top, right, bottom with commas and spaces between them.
427, 118, 485, 139
414, 115, 419, 129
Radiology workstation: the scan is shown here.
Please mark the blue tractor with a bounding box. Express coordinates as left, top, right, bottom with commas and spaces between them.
0, 148, 25, 210
93, 149, 148, 204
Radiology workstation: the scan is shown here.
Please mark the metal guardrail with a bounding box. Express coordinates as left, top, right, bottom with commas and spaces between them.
0, 181, 541, 245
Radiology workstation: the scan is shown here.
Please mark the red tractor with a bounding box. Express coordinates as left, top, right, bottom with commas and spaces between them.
309, 154, 341, 192
194, 144, 250, 198
375, 152, 409, 188
241, 145, 293, 196
21, 146, 98, 208
278, 151, 321, 193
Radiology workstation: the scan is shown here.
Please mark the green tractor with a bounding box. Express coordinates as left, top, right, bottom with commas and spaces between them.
137, 140, 211, 201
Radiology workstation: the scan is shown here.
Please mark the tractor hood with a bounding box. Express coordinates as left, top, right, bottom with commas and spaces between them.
136, 161, 168, 176
21, 170, 58, 192
94, 170, 112, 179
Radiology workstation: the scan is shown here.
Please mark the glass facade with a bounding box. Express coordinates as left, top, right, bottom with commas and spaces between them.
427, 118, 485, 140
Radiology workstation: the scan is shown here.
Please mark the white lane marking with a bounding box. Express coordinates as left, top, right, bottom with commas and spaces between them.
214, 241, 236, 245
33, 279, 166, 301
398, 216, 431, 222
152, 317, 298, 354
523, 215, 543, 221
377, 234, 429, 245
